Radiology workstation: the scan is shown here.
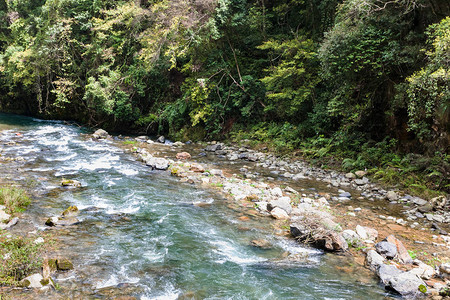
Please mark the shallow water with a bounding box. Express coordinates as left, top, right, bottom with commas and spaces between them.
0, 113, 393, 299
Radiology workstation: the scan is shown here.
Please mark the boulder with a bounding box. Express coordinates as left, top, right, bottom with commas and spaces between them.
135, 135, 148, 141
146, 157, 169, 170
409, 262, 435, 280
430, 196, 447, 209
176, 152, 191, 160
342, 229, 360, 245
386, 191, 398, 201
292, 173, 307, 180
439, 263, 450, 278
205, 144, 222, 152
271, 187, 283, 197
189, 163, 205, 173
385, 235, 413, 264
156, 136, 165, 143
56, 258, 74, 271
355, 225, 368, 240
270, 207, 290, 220
61, 179, 81, 187
92, 129, 108, 139
250, 239, 272, 249
364, 227, 378, 241
0, 217, 19, 230
209, 169, 224, 177
345, 173, 356, 179
20, 273, 44, 288
377, 264, 402, 285
355, 170, 366, 178
375, 241, 397, 259
267, 197, 292, 214
0, 210, 11, 223
61, 206, 79, 217
45, 216, 80, 227
386, 270, 426, 298
45, 216, 59, 227
366, 250, 385, 271
355, 177, 369, 185
418, 203, 433, 213
42, 259, 57, 279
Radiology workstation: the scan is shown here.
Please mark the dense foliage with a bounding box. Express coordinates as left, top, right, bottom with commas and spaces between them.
0, 0, 448, 192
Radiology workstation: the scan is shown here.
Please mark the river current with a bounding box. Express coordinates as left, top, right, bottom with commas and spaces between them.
0, 113, 392, 299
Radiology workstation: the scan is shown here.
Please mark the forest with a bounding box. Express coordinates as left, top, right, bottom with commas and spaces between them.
0, 0, 448, 194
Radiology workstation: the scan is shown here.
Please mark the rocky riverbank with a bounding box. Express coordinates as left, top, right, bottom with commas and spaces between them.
98, 131, 450, 299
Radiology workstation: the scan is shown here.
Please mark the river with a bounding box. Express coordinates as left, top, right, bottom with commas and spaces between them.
0, 113, 393, 299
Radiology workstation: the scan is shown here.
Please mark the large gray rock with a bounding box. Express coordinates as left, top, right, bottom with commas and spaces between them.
366, 250, 385, 271
355, 177, 369, 185
409, 262, 435, 280
20, 273, 44, 288
146, 157, 169, 170
205, 144, 222, 152
386, 270, 426, 298
375, 241, 398, 259
386, 191, 398, 201
270, 207, 289, 220
377, 264, 402, 285
0, 217, 19, 230
156, 136, 165, 143
355, 225, 368, 240
92, 129, 108, 139
267, 197, 292, 214
342, 229, 360, 245
430, 196, 447, 209
0, 210, 11, 223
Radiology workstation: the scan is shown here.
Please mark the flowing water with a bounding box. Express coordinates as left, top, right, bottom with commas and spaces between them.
0, 113, 393, 299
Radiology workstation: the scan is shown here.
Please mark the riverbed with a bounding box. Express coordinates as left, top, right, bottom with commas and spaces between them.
0, 113, 393, 299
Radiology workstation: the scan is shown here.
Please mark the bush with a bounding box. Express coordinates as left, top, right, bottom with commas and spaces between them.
0, 234, 42, 285
0, 186, 31, 215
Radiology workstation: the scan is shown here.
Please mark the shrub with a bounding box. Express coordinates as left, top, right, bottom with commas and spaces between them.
0, 186, 31, 215
0, 234, 42, 285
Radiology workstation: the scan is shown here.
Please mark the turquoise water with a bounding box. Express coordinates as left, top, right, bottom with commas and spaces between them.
0, 113, 391, 299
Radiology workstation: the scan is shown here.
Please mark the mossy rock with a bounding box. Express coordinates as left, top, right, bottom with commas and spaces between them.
45, 216, 59, 226
56, 258, 74, 271
62, 205, 79, 216
61, 179, 81, 187
19, 279, 31, 287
